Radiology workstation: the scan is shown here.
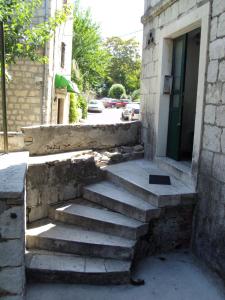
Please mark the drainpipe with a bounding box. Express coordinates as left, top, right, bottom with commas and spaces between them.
0, 21, 8, 153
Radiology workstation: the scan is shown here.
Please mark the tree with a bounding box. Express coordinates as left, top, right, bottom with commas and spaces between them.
72, 2, 110, 92
0, 0, 71, 65
108, 84, 126, 99
104, 37, 141, 95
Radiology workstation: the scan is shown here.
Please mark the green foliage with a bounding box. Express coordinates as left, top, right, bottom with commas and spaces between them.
104, 37, 141, 95
108, 84, 126, 99
72, 1, 110, 92
0, 0, 72, 65
131, 89, 140, 101
69, 93, 79, 123
77, 94, 88, 119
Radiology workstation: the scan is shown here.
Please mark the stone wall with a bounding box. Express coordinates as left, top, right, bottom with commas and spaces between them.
27, 154, 105, 223
136, 204, 194, 260
0, 132, 25, 153
141, 0, 207, 159
193, 0, 225, 281
21, 122, 142, 156
0, 152, 28, 299
142, 0, 225, 281
0, 0, 73, 131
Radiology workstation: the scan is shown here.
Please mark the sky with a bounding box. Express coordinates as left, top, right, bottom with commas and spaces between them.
79, 0, 144, 49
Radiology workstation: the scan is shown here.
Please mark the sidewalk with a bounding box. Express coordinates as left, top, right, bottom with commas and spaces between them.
26, 250, 225, 300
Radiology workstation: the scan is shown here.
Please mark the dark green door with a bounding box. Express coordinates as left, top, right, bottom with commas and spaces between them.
167, 34, 187, 160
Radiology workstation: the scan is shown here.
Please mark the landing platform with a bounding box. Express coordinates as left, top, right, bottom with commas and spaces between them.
105, 159, 195, 198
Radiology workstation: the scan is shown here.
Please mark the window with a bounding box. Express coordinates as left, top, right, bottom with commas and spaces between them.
61, 42, 66, 68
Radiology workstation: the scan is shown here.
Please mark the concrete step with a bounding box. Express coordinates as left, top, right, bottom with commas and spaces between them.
105, 160, 196, 208
49, 202, 149, 240
26, 250, 131, 285
83, 181, 160, 222
26, 220, 135, 260
154, 157, 195, 189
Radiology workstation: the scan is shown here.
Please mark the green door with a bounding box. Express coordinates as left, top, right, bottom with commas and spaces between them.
167, 34, 187, 160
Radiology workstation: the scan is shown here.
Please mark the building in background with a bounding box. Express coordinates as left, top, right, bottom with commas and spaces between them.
0, 0, 75, 132
141, 0, 225, 281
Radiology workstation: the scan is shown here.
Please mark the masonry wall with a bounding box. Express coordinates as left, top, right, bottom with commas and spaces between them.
193, 0, 225, 281
21, 122, 142, 156
0, 0, 73, 132
142, 0, 225, 280
141, 0, 208, 159
0, 153, 28, 299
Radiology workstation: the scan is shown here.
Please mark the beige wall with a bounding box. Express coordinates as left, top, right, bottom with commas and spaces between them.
0, 0, 73, 132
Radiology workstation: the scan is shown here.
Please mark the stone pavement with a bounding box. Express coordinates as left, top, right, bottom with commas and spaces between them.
26, 250, 225, 300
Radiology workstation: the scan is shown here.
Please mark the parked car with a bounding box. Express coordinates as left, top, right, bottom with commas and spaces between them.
131, 106, 140, 120
88, 100, 104, 113
105, 99, 118, 108
121, 103, 140, 120
121, 103, 137, 120
116, 99, 131, 108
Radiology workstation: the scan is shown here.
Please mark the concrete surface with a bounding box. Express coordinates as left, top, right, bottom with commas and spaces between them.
26, 250, 225, 300
0, 152, 29, 198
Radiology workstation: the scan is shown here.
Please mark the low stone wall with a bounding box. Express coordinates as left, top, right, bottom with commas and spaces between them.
22, 122, 141, 156
0, 152, 28, 299
135, 204, 195, 261
0, 132, 25, 153
27, 153, 105, 223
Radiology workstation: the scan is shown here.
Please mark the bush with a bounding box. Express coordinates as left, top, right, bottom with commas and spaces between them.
120, 93, 128, 99
69, 93, 79, 123
78, 94, 88, 119
108, 84, 126, 99
131, 89, 140, 101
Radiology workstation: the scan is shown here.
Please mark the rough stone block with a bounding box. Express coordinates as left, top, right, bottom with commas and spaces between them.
203, 125, 221, 152
207, 60, 218, 83
0, 267, 25, 296
0, 240, 23, 267
207, 82, 222, 104
204, 105, 216, 124
200, 150, 214, 176
221, 129, 225, 154
212, 0, 225, 17
210, 17, 218, 41
212, 153, 225, 182
219, 60, 225, 81
217, 12, 225, 37
209, 39, 225, 60
0, 207, 24, 239
216, 105, 225, 127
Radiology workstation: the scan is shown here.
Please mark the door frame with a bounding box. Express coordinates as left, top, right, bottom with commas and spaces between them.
167, 34, 187, 160
154, 2, 210, 184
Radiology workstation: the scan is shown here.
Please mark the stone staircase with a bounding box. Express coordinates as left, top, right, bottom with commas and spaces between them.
26, 159, 196, 285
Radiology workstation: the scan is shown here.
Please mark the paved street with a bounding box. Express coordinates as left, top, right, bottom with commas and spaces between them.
85, 108, 125, 125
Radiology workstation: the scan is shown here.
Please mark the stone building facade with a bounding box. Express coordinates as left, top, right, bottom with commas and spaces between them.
141, 0, 225, 280
0, 0, 73, 132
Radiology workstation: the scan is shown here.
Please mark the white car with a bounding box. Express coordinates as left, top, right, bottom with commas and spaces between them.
122, 103, 140, 120
88, 100, 104, 113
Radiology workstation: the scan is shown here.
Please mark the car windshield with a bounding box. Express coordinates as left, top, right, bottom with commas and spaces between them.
89, 100, 98, 104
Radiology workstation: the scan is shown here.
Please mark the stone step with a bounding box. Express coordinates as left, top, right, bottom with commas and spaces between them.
26, 220, 135, 260
26, 250, 131, 285
105, 160, 196, 208
83, 181, 160, 222
49, 202, 149, 240
154, 157, 195, 189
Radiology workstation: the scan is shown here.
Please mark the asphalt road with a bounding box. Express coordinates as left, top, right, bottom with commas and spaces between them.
85, 108, 126, 125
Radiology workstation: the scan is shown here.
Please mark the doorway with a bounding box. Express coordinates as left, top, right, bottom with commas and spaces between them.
57, 98, 64, 124
167, 28, 201, 161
